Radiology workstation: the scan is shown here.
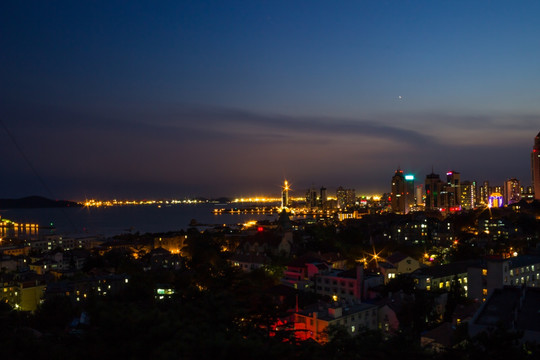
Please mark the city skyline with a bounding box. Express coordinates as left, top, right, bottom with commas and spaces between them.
2, 1, 540, 200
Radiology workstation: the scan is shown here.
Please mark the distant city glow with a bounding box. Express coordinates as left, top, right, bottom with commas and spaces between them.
82, 199, 205, 207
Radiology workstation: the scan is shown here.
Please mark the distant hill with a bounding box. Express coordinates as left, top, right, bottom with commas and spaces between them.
0, 196, 81, 209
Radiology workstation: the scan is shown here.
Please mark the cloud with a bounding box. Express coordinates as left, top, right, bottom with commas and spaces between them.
0, 101, 537, 198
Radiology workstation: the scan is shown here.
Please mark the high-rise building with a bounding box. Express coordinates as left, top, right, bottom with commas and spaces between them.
532, 131, 540, 200
319, 187, 327, 207
415, 184, 424, 206
404, 174, 415, 210
391, 169, 407, 214
504, 178, 521, 205
306, 186, 318, 208
444, 171, 461, 208
425, 171, 443, 210
521, 185, 535, 201
460, 181, 476, 210
478, 181, 490, 206
336, 186, 356, 209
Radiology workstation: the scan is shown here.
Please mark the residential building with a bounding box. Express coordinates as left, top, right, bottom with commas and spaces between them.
314, 265, 364, 301
229, 253, 271, 272
504, 178, 521, 205
468, 255, 540, 301
391, 169, 407, 214
336, 186, 356, 209
413, 260, 480, 297
295, 302, 379, 342
282, 256, 331, 290
460, 181, 476, 210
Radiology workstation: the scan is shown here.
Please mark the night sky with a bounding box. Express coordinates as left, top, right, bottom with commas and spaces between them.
1, 1, 539, 200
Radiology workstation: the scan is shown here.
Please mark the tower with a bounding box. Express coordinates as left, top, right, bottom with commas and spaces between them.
532, 131, 540, 200
281, 180, 290, 208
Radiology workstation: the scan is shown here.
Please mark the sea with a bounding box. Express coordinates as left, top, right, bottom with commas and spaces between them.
0, 203, 279, 239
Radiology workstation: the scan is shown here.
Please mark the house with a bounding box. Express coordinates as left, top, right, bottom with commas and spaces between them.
144, 247, 181, 270
385, 251, 420, 274
45, 273, 130, 303
421, 322, 454, 353
282, 256, 331, 290
375, 291, 412, 335
378, 303, 400, 335
239, 231, 293, 257
154, 235, 185, 254
229, 252, 271, 272
313, 265, 364, 301
468, 286, 540, 343
294, 302, 379, 343
0, 255, 18, 272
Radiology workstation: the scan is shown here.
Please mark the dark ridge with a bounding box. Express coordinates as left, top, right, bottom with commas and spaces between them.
0, 196, 81, 209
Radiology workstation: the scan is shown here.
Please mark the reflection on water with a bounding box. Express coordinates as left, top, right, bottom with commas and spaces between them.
0, 204, 277, 238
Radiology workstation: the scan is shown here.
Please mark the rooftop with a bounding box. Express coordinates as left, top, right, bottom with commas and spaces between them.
298, 302, 377, 322
414, 260, 480, 279
475, 286, 540, 333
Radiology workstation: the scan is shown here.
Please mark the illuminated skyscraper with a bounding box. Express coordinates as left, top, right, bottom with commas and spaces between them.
478, 181, 490, 206
306, 186, 318, 208
391, 169, 407, 213
415, 184, 424, 206
405, 174, 415, 210
504, 178, 521, 205
460, 181, 476, 210
444, 171, 461, 208
425, 171, 443, 210
532, 131, 540, 200
320, 187, 327, 207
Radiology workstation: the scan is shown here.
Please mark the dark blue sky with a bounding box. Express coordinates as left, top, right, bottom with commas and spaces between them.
1, 1, 539, 200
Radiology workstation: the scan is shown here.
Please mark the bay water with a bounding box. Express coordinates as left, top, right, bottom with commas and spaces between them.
0, 203, 277, 238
